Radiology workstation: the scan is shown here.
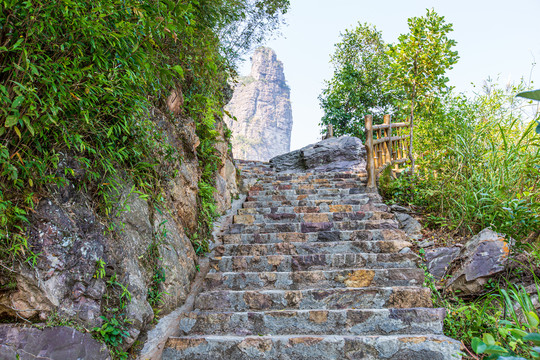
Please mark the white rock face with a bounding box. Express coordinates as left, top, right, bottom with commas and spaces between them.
225, 47, 293, 161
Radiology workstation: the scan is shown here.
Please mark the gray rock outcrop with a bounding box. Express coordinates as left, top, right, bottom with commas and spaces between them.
446, 228, 511, 295
225, 47, 293, 161
0, 325, 110, 360
0, 113, 239, 354
269, 136, 366, 173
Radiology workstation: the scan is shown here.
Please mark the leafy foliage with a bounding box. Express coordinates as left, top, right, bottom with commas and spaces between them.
470, 284, 540, 359
381, 81, 540, 241
93, 273, 132, 359
319, 23, 394, 139
389, 9, 458, 173
319, 9, 458, 147
0, 0, 289, 273
389, 8, 458, 118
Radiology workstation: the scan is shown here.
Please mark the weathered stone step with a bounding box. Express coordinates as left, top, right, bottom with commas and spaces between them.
233, 211, 394, 225
236, 202, 389, 215
218, 240, 412, 256
248, 188, 368, 198
246, 192, 368, 202
226, 219, 399, 235
220, 229, 408, 245
194, 286, 432, 312
209, 253, 417, 273
204, 268, 424, 290
244, 175, 367, 185
249, 181, 366, 192
251, 180, 368, 189
241, 195, 382, 209
178, 308, 445, 337
252, 171, 368, 181
163, 334, 460, 360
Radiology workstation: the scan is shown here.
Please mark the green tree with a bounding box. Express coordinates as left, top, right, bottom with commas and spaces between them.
389, 8, 459, 173
319, 23, 394, 140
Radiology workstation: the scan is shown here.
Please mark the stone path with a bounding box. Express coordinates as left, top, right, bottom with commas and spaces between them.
162, 160, 461, 359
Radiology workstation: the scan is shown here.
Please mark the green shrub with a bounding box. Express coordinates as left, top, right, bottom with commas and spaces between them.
471, 284, 540, 359
382, 81, 540, 242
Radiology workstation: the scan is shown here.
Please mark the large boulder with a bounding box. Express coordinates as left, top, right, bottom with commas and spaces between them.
0, 325, 110, 360
270, 136, 366, 173
446, 228, 511, 295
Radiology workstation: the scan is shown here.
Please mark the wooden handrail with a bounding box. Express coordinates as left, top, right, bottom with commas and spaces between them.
372, 122, 410, 130
364, 114, 412, 188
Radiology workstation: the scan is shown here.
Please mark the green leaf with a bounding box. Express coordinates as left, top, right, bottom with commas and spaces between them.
472, 337, 487, 354
517, 89, 540, 101
11, 95, 24, 108
5, 115, 18, 127
22, 116, 34, 136
483, 344, 509, 354
509, 329, 528, 338
526, 312, 540, 328
483, 333, 496, 346
536, 121, 540, 135
524, 333, 540, 345
172, 65, 184, 77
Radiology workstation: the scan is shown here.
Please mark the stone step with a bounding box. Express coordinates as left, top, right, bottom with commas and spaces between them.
209, 253, 417, 273
204, 268, 424, 290
248, 188, 368, 197
252, 171, 368, 181
245, 192, 369, 202
226, 219, 400, 235
163, 334, 461, 360
236, 202, 390, 215
248, 181, 366, 192
178, 308, 445, 337
241, 196, 382, 209
194, 286, 433, 311
242, 174, 367, 184
233, 211, 394, 225
220, 229, 408, 245
217, 240, 412, 256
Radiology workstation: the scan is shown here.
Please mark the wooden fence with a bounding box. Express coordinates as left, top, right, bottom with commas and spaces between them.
365, 114, 411, 188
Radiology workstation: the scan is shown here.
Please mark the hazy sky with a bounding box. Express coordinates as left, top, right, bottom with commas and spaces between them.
238, 0, 540, 151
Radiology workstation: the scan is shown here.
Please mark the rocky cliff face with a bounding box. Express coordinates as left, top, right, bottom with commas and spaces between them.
225, 47, 293, 161
0, 110, 238, 353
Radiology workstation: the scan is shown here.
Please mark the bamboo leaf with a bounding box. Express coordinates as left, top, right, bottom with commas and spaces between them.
517, 89, 540, 101
5, 115, 18, 127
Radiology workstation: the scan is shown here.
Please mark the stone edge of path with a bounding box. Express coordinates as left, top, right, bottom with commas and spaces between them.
137, 195, 247, 360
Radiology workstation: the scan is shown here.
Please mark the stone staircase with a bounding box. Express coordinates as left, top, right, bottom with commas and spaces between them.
162, 160, 461, 359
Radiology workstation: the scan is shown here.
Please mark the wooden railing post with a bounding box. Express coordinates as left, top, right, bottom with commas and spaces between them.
384, 114, 392, 168
323, 124, 334, 140
365, 115, 376, 188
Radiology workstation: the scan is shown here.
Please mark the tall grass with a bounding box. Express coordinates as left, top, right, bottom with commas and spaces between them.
382, 81, 540, 242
